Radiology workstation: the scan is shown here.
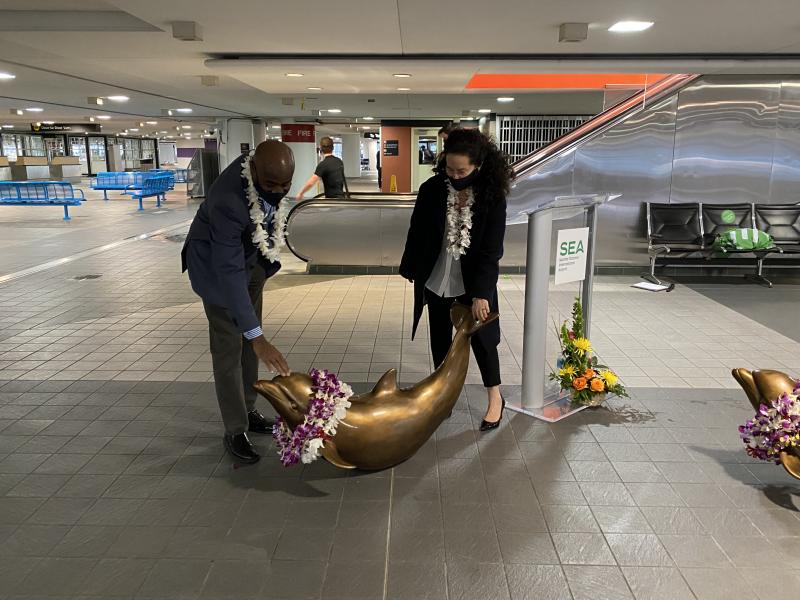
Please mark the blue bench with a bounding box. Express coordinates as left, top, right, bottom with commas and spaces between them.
0, 181, 84, 220
91, 170, 175, 199
126, 174, 172, 211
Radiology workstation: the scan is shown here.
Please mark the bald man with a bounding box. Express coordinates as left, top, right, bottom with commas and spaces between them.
182, 141, 294, 463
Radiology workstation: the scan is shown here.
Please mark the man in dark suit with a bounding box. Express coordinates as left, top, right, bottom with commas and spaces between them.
182, 140, 293, 463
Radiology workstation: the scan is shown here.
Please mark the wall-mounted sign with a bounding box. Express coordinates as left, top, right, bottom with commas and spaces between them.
363, 132, 379, 139
384, 139, 399, 156
281, 123, 315, 143
555, 227, 590, 285
240, 142, 250, 153
30, 123, 101, 133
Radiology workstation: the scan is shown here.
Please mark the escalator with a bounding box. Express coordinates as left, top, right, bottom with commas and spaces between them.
286, 73, 800, 270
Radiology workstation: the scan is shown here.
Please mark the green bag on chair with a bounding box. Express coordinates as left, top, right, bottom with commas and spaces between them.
712, 228, 774, 254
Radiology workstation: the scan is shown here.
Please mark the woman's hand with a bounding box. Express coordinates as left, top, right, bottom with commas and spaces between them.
472, 298, 490, 322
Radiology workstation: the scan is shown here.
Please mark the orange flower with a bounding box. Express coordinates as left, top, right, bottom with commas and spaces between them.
572, 377, 588, 391
590, 378, 605, 392
584, 368, 595, 379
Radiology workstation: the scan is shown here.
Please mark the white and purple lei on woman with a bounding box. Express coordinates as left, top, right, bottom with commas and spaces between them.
272, 369, 353, 467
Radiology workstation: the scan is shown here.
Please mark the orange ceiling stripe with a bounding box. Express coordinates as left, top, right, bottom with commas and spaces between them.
465, 73, 669, 90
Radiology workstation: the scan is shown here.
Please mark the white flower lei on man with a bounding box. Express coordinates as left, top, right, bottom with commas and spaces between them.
241, 150, 291, 263
445, 182, 475, 259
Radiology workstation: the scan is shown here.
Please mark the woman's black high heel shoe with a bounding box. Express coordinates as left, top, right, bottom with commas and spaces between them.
479, 397, 505, 432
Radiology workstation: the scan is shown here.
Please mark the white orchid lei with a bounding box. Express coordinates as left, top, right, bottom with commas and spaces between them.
241, 150, 291, 263
272, 369, 353, 467
445, 182, 475, 259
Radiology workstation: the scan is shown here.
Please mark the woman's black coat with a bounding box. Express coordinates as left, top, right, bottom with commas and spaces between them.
399, 174, 507, 339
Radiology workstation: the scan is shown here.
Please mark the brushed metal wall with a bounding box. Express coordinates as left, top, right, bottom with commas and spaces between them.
508, 74, 800, 266
287, 76, 800, 268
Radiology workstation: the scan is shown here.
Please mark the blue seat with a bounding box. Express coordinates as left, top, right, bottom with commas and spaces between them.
126, 174, 172, 211
0, 181, 84, 220
91, 171, 175, 199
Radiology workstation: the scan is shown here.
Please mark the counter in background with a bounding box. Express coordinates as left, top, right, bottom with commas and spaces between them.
10, 156, 50, 181
49, 156, 82, 182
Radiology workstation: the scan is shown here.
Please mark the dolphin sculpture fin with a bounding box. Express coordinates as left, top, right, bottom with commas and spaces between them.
371, 368, 398, 396
320, 441, 357, 469
467, 312, 499, 337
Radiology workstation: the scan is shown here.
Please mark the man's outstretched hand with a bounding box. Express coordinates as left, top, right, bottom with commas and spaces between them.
252, 336, 290, 377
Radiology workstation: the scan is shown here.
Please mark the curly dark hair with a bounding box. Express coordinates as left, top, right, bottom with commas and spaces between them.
434, 128, 513, 204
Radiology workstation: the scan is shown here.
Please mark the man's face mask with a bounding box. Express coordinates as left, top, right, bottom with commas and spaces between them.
253, 168, 289, 206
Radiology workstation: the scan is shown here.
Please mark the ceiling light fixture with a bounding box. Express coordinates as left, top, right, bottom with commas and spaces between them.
609, 21, 654, 32
307, 86, 322, 91
25, 107, 43, 112
175, 108, 193, 113
10, 109, 23, 116
478, 108, 492, 113
271, 125, 281, 129
42, 120, 54, 125
285, 73, 304, 78
362, 116, 374, 121
181, 125, 192, 129
397, 87, 411, 91
497, 97, 515, 103
1, 124, 13, 128
327, 108, 342, 113
129, 128, 139, 132
0, 72, 15, 80
146, 121, 158, 125
107, 95, 129, 102
393, 73, 412, 78
96, 115, 111, 120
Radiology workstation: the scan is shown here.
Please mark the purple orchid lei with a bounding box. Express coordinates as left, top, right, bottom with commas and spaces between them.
272, 369, 353, 467
739, 381, 800, 463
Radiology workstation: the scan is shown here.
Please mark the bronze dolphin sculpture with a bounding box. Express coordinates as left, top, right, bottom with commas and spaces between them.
254, 303, 497, 470
732, 367, 800, 480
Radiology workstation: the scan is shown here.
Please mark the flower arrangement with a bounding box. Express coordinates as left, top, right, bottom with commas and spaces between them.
272, 369, 353, 467
739, 384, 800, 463
550, 298, 627, 406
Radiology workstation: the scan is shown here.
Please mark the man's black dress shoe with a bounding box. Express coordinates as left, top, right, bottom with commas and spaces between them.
224, 432, 260, 464
248, 409, 275, 434
479, 397, 506, 432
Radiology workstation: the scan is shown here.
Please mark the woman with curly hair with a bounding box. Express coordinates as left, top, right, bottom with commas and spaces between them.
400, 128, 513, 431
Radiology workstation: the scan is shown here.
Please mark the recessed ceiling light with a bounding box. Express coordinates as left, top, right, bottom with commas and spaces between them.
271, 125, 281, 129
0, 72, 16, 80
478, 108, 491, 113
397, 87, 411, 91
88, 117, 95, 122
285, 73, 304, 77
1, 124, 13, 128
609, 21, 654, 32
393, 73, 412, 78
362, 126, 371, 130
175, 108, 193, 113
307, 86, 322, 91
146, 121, 158, 125
327, 108, 342, 113
96, 115, 111, 120
497, 97, 515, 103
129, 128, 139, 132
181, 125, 192, 129
107, 95, 130, 102
159, 130, 168, 134
42, 120, 54, 124
362, 116, 374, 121
25, 107, 43, 112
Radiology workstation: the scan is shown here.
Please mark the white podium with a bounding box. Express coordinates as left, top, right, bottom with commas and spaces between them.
506, 194, 620, 422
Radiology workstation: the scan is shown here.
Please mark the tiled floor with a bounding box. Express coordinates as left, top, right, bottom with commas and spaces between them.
0, 181, 798, 599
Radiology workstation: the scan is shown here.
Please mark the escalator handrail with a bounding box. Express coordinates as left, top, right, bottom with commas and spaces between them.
285, 195, 418, 262
511, 73, 701, 179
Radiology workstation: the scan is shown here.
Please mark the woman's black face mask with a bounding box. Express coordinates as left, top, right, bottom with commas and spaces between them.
448, 168, 479, 191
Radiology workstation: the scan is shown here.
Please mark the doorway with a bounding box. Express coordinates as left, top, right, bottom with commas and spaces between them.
69, 136, 89, 175
411, 128, 439, 192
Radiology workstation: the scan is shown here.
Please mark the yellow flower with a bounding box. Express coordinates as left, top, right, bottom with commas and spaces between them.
572, 337, 592, 355
559, 365, 577, 377
600, 370, 619, 387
